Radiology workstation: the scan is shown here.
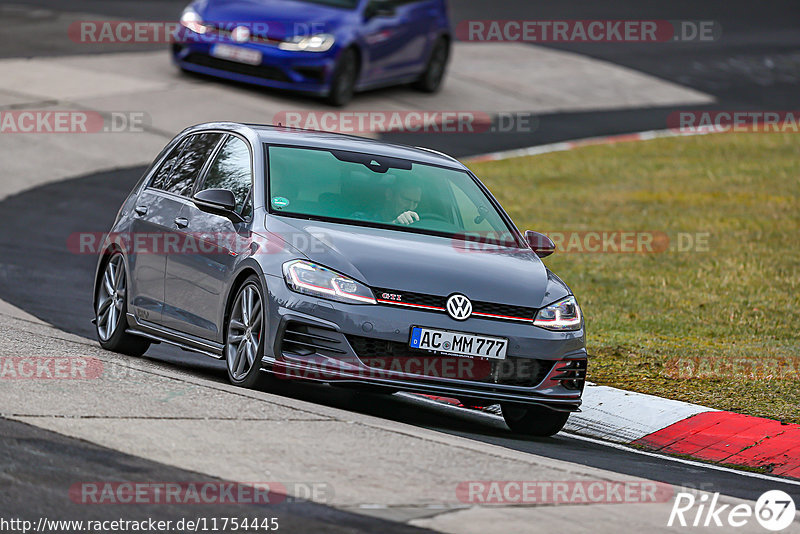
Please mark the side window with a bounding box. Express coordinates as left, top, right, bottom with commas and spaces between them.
149, 138, 186, 190
162, 133, 223, 197
201, 136, 253, 217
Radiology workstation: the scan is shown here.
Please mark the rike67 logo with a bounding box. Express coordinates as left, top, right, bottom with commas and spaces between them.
669, 490, 796, 531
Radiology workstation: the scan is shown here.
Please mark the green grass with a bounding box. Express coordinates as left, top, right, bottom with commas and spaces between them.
467, 132, 800, 424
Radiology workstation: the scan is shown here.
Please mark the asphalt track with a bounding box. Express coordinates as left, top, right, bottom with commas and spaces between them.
1, 0, 799, 529
0, 417, 434, 532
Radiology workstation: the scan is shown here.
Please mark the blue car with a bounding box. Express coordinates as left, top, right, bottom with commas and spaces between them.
172, 0, 452, 106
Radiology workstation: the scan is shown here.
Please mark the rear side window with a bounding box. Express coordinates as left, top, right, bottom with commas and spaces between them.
154, 133, 223, 196
201, 136, 253, 217
149, 139, 185, 190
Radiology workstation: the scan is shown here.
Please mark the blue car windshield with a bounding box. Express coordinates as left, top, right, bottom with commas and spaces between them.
267, 145, 519, 245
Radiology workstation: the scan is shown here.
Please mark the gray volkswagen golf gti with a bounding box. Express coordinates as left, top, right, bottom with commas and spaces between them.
93, 122, 586, 436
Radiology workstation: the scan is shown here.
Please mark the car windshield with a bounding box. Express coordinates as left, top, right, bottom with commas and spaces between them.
267, 145, 519, 244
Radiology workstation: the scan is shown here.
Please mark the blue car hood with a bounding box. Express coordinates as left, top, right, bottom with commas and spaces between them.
199, 0, 350, 38
268, 216, 568, 309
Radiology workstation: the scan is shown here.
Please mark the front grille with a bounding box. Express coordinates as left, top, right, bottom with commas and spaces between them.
473, 302, 535, 321
374, 288, 536, 323
376, 289, 443, 309
347, 335, 552, 387
183, 53, 289, 82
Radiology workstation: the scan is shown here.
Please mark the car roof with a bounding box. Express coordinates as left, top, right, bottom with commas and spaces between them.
180, 122, 467, 170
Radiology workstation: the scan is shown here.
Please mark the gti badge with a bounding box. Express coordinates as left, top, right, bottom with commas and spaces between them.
446, 294, 472, 321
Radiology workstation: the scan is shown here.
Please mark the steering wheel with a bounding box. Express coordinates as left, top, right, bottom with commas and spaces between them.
416, 212, 449, 223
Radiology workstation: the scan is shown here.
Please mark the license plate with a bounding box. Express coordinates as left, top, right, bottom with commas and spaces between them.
410, 327, 507, 360
211, 44, 262, 65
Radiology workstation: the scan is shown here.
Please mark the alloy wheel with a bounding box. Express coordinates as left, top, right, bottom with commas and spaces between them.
226, 284, 263, 381
96, 254, 126, 341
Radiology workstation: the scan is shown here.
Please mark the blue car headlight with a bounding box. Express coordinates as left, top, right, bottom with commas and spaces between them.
180, 7, 208, 34
283, 260, 375, 304
278, 34, 335, 52
534, 296, 582, 331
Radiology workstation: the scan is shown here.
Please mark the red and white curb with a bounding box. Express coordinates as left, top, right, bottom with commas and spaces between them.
564, 383, 716, 443
570, 385, 800, 480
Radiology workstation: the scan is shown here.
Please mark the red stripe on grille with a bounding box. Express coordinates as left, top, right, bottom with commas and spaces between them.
472, 311, 533, 322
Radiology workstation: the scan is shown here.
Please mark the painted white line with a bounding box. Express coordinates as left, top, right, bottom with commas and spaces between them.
465, 127, 718, 163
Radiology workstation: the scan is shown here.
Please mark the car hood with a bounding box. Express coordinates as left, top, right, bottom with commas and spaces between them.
199, 0, 351, 38
267, 216, 569, 308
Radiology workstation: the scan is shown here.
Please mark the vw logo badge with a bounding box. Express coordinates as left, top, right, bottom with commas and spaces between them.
446, 294, 472, 321
231, 26, 251, 43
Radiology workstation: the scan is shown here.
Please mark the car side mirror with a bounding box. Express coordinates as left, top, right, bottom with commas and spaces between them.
193, 188, 241, 220
525, 230, 556, 258
365, 0, 396, 20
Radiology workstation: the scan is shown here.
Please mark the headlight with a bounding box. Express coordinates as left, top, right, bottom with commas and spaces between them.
180, 8, 208, 34
534, 296, 582, 331
283, 260, 375, 304
278, 34, 335, 52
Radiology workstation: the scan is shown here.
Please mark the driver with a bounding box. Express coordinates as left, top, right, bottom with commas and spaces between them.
382, 176, 422, 225
349, 175, 423, 225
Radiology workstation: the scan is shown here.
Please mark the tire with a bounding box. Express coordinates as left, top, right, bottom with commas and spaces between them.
95, 252, 151, 356
412, 37, 449, 93
501, 403, 570, 437
224, 275, 269, 389
325, 48, 358, 107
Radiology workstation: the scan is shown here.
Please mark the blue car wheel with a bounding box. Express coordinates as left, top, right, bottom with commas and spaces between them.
326, 48, 358, 107
413, 37, 449, 93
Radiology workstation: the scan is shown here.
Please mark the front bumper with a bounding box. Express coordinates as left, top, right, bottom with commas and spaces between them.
171, 37, 337, 95
263, 277, 587, 411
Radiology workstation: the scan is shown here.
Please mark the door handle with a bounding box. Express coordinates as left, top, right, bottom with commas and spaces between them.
174, 217, 189, 229
134, 205, 148, 216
